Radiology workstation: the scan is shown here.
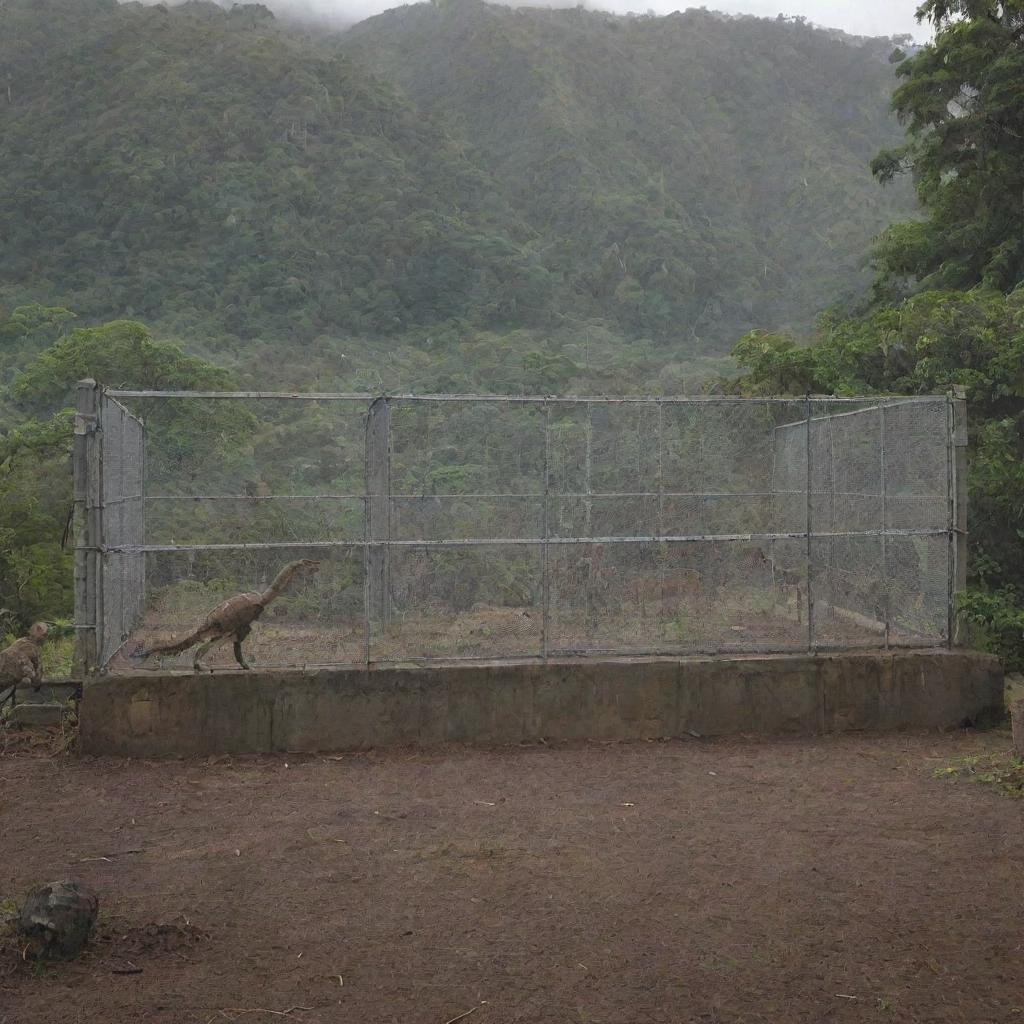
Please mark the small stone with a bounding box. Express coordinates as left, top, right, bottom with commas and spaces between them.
19, 881, 99, 958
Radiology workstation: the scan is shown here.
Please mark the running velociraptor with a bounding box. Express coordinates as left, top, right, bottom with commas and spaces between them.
137, 559, 320, 671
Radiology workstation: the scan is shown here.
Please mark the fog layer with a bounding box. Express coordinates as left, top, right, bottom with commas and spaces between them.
136, 0, 925, 40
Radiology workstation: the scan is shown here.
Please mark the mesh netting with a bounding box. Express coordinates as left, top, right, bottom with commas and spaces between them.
100, 397, 145, 666
83, 393, 956, 670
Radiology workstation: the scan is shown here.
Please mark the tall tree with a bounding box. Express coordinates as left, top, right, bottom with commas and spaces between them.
871, 1, 1024, 295
0, 317, 240, 640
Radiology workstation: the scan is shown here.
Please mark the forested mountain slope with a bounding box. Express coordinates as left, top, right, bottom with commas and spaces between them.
342, 0, 914, 347
0, 0, 913, 372
0, 0, 546, 350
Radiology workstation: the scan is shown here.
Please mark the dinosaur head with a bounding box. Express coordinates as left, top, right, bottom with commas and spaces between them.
263, 558, 322, 601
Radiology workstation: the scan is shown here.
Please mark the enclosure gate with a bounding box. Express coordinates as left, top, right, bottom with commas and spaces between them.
73, 384, 966, 675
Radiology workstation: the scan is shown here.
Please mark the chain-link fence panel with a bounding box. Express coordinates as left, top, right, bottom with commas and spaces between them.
806, 402, 886, 648
546, 538, 809, 656
887, 533, 951, 645
883, 399, 951, 532
82, 391, 958, 671
370, 543, 544, 662
99, 396, 145, 666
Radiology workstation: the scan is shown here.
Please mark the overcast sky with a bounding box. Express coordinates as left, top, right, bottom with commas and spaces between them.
643, 1, 924, 38
244, 0, 927, 38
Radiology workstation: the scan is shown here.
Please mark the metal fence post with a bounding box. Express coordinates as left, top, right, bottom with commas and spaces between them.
584, 402, 593, 537
880, 402, 890, 649
542, 401, 551, 660
73, 380, 100, 678
656, 401, 665, 538
950, 387, 968, 646
366, 397, 392, 656
805, 395, 814, 652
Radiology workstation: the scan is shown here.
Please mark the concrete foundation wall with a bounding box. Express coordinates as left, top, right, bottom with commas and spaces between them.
78, 650, 1004, 757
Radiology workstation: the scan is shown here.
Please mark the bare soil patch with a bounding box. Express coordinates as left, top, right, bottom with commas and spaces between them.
110, 595, 886, 672
2, 731, 1022, 1023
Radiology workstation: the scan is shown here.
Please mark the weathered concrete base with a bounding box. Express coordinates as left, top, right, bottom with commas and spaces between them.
78, 649, 1004, 757
7, 684, 73, 728
8, 703, 65, 728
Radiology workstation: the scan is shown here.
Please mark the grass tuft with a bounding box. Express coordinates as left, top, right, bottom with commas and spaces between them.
934, 752, 1024, 797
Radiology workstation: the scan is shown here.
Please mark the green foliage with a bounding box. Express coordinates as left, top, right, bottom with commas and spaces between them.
935, 752, 1024, 798
343, 0, 914, 348
0, 411, 75, 636
870, 1, 1024, 295
958, 588, 1024, 673
0, 0, 913, 359
731, 287, 1024, 666
0, 305, 77, 384
12, 321, 234, 417
0, 0, 556, 348
734, 287, 1024, 403
0, 313, 241, 634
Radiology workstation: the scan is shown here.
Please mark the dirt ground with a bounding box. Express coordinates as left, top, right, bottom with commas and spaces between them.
2, 731, 1022, 1024
110, 597, 879, 672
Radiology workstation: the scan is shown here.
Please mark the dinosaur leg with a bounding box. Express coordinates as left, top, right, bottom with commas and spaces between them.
194, 635, 230, 672
193, 638, 217, 672
233, 625, 253, 671
233, 639, 252, 671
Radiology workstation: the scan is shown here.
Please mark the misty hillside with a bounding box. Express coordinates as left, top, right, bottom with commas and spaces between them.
343, 0, 914, 343
0, 0, 914, 382
0, 0, 546, 348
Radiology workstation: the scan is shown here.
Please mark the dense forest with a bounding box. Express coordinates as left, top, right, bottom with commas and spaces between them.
0, 0, 911, 380
1, 0, 1020, 669
341, 0, 915, 347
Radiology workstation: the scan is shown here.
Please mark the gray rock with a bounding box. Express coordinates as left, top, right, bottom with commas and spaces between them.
19, 881, 99, 958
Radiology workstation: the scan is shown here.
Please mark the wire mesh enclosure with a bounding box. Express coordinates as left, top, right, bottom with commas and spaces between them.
72, 385, 964, 674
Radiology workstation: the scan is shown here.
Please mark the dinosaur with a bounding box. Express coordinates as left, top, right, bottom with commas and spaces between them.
137, 559, 320, 671
0, 623, 49, 707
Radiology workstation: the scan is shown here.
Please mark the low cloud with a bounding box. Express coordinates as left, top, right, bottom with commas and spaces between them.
131, 0, 925, 39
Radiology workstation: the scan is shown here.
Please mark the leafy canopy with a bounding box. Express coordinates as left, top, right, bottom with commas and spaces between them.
0, 314, 241, 634
871, 0, 1024, 294
0, 0, 913, 357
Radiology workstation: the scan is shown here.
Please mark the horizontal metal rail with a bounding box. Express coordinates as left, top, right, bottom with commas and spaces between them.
108, 390, 375, 401
102, 527, 950, 554
145, 493, 371, 502
775, 395, 948, 429
140, 489, 947, 502
106, 389, 950, 406
102, 494, 145, 506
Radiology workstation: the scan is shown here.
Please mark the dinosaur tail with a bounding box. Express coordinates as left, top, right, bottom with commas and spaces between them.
138, 626, 211, 659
